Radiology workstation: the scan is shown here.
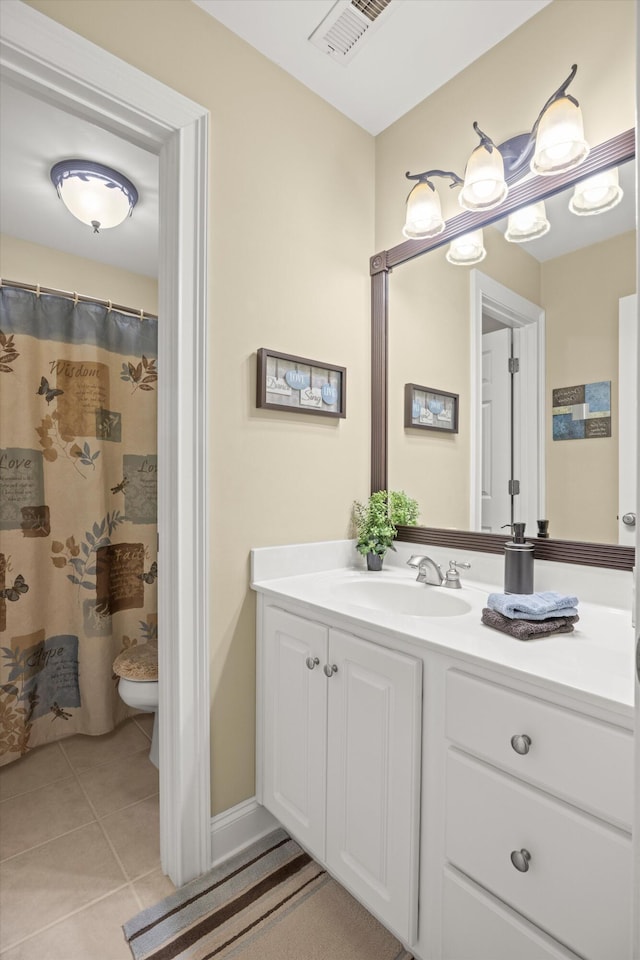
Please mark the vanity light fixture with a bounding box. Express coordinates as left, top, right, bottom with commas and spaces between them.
50, 160, 138, 233
445, 230, 486, 265
569, 167, 624, 216
504, 201, 551, 243
403, 65, 589, 237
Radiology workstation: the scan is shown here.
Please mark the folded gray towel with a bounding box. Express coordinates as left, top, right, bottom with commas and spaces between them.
481, 607, 579, 640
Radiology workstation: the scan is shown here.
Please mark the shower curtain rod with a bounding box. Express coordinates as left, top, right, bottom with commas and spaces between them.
0, 278, 158, 321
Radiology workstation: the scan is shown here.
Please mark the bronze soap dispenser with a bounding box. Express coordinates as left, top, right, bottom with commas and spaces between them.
504, 522, 534, 595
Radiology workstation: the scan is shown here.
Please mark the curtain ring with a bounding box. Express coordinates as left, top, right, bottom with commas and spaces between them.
73, 291, 79, 305
107, 300, 113, 313
35, 284, 41, 298
139, 308, 144, 321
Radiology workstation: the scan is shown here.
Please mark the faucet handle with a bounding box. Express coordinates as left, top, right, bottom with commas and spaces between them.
444, 560, 470, 589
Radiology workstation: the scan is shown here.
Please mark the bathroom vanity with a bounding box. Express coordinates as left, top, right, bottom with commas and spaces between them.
252, 541, 634, 960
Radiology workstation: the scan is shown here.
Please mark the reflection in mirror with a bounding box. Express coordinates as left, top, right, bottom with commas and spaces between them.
388, 159, 636, 547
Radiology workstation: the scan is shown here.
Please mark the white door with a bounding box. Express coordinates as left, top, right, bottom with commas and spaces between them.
481, 328, 512, 533
325, 629, 422, 944
262, 606, 327, 860
618, 294, 637, 545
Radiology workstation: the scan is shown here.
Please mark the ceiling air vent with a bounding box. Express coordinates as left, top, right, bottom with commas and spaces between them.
309, 0, 399, 65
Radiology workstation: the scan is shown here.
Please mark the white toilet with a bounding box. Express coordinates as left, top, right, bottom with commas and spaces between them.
113, 641, 159, 768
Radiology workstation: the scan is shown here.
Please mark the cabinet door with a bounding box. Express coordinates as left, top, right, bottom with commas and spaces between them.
326, 628, 422, 944
262, 606, 328, 860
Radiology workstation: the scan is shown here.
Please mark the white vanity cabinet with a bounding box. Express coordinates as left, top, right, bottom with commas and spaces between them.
439, 668, 633, 960
258, 602, 422, 944
252, 557, 633, 960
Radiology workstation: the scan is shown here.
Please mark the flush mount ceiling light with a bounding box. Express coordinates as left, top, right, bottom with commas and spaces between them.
445, 230, 486, 266
504, 201, 551, 243
403, 65, 590, 236
50, 160, 138, 233
569, 168, 624, 216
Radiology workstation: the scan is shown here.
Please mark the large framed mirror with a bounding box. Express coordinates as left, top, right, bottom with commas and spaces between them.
370, 129, 636, 570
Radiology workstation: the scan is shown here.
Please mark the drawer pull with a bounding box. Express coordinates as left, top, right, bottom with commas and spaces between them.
323, 663, 338, 678
510, 848, 532, 873
305, 657, 319, 670
510, 734, 532, 755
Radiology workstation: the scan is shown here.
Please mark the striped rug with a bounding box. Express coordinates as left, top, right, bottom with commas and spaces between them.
123, 828, 414, 960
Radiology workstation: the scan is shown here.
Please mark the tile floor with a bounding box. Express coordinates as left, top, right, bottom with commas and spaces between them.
0, 716, 175, 959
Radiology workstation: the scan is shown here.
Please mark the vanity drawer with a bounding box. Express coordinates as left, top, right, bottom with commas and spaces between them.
445, 669, 633, 828
445, 749, 632, 960
442, 866, 582, 960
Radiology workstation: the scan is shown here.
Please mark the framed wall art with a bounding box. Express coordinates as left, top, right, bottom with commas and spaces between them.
405, 383, 459, 433
257, 348, 346, 418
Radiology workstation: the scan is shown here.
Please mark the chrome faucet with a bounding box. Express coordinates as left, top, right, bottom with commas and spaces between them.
407, 555, 445, 586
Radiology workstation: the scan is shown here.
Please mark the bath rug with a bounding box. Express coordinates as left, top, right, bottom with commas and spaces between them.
123, 827, 414, 960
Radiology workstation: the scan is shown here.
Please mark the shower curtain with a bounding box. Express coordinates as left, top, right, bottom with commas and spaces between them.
0, 285, 158, 765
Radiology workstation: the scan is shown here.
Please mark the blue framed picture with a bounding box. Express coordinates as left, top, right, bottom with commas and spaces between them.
405, 383, 458, 433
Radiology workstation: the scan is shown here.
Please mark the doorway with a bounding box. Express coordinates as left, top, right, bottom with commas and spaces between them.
1, 1, 210, 886
470, 269, 545, 537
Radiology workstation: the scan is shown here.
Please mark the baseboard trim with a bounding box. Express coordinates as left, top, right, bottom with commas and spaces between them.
210, 798, 279, 867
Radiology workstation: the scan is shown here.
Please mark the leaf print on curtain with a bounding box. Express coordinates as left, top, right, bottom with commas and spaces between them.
0, 286, 158, 765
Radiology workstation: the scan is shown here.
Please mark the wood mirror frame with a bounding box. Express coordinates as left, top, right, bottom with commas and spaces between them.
370, 128, 636, 571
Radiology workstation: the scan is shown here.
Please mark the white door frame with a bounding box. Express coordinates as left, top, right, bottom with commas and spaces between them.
0, 1, 211, 886
618, 294, 637, 546
470, 270, 545, 535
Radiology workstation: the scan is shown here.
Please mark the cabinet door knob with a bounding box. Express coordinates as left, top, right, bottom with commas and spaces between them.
323, 663, 338, 678
305, 657, 319, 670
510, 848, 531, 872
510, 734, 532, 755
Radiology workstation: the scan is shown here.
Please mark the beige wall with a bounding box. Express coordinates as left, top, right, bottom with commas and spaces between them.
25, 0, 374, 814
0, 234, 158, 314
543, 230, 636, 542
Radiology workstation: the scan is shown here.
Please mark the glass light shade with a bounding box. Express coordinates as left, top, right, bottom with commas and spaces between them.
446, 230, 486, 265
569, 168, 623, 215
50, 161, 138, 231
531, 97, 590, 175
459, 144, 508, 212
504, 201, 550, 242
402, 181, 445, 239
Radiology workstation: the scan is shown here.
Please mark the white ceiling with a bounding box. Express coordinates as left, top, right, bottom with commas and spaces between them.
0, 0, 634, 280
193, 0, 552, 136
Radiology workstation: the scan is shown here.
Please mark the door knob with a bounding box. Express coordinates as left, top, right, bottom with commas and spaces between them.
323, 663, 338, 678
510, 734, 532, 755
305, 657, 319, 670
510, 849, 531, 873
622, 512, 636, 527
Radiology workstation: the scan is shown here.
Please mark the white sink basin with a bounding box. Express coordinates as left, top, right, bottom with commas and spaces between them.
334, 579, 472, 618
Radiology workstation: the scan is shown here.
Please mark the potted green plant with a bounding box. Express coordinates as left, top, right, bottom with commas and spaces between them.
352, 490, 419, 571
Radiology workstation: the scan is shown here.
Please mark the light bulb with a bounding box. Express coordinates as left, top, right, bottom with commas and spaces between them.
569, 168, 623, 216
446, 230, 486, 265
459, 144, 508, 212
403, 181, 445, 239
531, 97, 589, 175
505, 202, 550, 243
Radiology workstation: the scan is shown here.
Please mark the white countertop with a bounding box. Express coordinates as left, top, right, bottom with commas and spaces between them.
252, 559, 635, 720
